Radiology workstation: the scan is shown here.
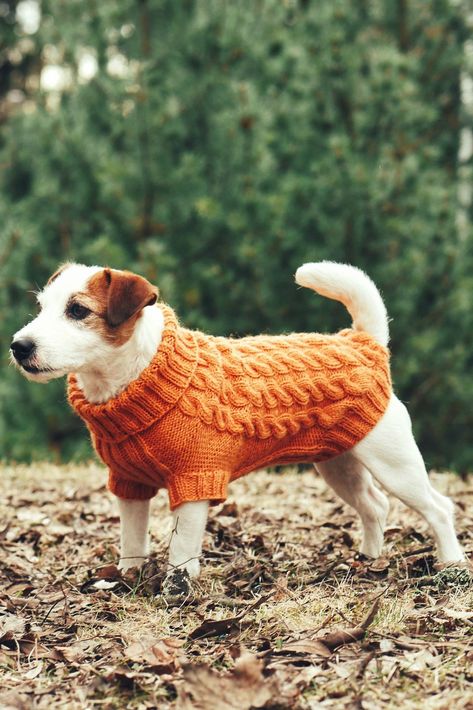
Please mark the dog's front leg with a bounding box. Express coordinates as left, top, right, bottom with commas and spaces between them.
168, 500, 209, 577
117, 498, 151, 571
163, 500, 209, 598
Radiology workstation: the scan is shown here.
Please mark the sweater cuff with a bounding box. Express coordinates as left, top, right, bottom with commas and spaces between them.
108, 471, 158, 501
167, 471, 230, 511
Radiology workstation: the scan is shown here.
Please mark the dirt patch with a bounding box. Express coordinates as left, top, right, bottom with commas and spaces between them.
1, 463, 472, 708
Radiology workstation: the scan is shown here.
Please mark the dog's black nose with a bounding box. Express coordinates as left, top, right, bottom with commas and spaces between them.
10, 337, 36, 362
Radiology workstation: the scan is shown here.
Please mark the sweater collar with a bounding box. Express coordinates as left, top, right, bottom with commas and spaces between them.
68, 305, 198, 442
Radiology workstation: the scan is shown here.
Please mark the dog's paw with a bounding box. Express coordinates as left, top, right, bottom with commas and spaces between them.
162, 568, 192, 604
118, 556, 148, 572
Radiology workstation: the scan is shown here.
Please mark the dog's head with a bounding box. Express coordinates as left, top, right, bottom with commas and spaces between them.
10, 263, 158, 382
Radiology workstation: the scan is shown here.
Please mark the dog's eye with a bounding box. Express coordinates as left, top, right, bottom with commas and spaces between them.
67, 302, 91, 320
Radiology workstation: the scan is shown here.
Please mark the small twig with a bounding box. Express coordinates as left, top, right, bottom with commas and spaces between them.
404, 545, 434, 558
288, 611, 337, 645
309, 612, 337, 636
359, 597, 381, 631
14, 638, 21, 673
397, 575, 436, 589
26, 637, 39, 667
356, 650, 375, 680
202, 596, 253, 609
302, 559, 342, 585
272, 580, 304, 606
40, 598, 63, 625
315, 597, 381, 652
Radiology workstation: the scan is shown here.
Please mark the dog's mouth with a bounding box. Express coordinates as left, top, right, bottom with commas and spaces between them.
22, 363, 45, 373
21, 363, 58, 376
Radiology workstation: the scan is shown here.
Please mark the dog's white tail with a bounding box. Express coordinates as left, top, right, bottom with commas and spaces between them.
295, 261, 389, 346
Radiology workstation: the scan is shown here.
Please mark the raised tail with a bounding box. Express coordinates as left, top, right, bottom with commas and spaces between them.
295, 261, 389, 346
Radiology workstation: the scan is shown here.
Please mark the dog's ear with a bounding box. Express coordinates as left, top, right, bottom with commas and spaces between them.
103, 269, 159, 327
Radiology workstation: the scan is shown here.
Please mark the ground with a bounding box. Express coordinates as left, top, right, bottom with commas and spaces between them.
0, 463, 472, 710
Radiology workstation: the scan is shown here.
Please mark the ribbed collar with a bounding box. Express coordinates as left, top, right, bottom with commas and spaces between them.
67, 305, 198, 443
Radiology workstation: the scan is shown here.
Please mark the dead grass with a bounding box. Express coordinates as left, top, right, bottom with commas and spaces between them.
0, 463, 472, 709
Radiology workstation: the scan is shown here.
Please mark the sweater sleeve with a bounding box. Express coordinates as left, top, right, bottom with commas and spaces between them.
108, 469, 159, 500
166, 470, 231, 510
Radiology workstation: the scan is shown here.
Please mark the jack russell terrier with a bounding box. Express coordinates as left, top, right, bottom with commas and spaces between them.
10, 261, 465, 596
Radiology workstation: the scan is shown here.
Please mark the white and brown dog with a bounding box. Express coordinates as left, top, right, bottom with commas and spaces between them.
10, 262, 465, 593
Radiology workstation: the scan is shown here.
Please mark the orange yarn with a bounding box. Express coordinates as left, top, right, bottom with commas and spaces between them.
68, 305, 392, 510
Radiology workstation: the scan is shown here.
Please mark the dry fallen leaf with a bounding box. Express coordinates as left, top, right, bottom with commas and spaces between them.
16, 509, 49, 525
315, 597, 381, 652
49, 639, 96, 664
92, 580, 119, 590
23, 662, 43, 680
277, 638, 332, 658
0, 692, 31, 710
0, 614, 26, 642
400, 648, 441, 672
442, 608, 473, 620
369, 557, 391, 572
332, 660, 357, 679
96, 564, 121, 580
2, 464, 473, 709
379, 638, 395, 653
189, 593, 273, 640
177, 648, 282, 710
188, 615, 246, 640
125, 635, 185, 672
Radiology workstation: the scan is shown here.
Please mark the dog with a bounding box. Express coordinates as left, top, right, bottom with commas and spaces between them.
10, 261, 465, 596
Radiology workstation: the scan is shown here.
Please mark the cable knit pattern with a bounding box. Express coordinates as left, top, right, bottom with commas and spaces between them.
68, 305, 392, 510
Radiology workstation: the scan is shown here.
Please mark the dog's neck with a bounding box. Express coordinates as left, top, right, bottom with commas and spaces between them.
76, 306, 164, 403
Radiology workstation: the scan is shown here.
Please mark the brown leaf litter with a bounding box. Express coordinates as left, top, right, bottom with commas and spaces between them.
0, 462, 472, 709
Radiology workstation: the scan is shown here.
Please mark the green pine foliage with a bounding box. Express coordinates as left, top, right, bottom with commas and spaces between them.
1, 0, 472, 470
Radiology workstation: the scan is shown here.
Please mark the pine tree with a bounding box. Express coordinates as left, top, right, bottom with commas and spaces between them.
1, 0, 472, 469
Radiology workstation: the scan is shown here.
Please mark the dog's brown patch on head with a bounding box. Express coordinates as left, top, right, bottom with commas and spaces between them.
82, 269, 159, 346
47, 262, 72, 286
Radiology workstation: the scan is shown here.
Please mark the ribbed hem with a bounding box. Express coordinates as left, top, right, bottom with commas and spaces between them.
167, 471, 230, 511
108, 474, 158, 500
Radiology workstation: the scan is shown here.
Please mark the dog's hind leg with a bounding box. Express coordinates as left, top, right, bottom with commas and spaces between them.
316, 453, 389, 558
117, 498, 151, 571
352, 395, 464, 565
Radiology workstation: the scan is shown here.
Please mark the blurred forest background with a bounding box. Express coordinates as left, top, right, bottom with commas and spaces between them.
1, 0, 473, 470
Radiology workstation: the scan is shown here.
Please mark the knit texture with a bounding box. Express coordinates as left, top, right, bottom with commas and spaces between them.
68, 305, 392, 510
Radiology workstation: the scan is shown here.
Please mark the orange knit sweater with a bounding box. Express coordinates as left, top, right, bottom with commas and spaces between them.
68, 305, 392, 510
